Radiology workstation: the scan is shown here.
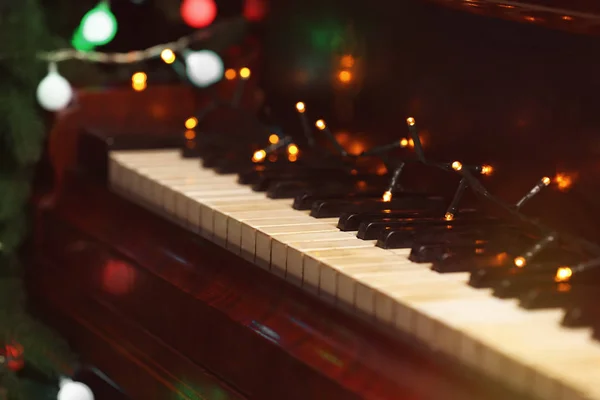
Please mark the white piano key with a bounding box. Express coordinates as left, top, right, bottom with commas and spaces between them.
109, 149, 600, 400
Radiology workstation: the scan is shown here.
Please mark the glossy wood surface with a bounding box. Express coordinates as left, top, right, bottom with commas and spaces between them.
425, 0, 600, 35
30, 175, 532, 400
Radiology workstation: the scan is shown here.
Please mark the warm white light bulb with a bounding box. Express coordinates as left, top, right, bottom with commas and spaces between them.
36, 63, 73, 112
57, 377, 95, 400
185, 50, 224, 88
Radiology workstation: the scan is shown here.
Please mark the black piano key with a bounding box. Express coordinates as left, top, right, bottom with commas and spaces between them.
338, 210, 442, 232
252, 169, 363, 191
357, 210, 485, 236
374, 218, 503, 246
292, 185, 392, 209
432, 242, 526, 273
407, 231, 516, 263
267, 180, 370, 199
492, 260, 589, 299
518, 283, 581, 310
311, 196, 445, 218
214, 159, 256, 174
562, 299, 600, 328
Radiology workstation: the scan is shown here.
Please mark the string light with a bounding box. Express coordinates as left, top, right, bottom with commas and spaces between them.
185, 117, 198, 129
555, 267, 572, 282
252, 150, 266, 162
515, 176, 551, 210
295, 102, 315, 146
338, 70, 352, 83
268, 134, 279, 144
287, 143, 299, 155
131, 72, 147, 91
225, 68, 237, 80
480, 165, 494, 175
161, 49, 176, 64
231, 67, 251, 106
348, 111, 600, 277
239, 67, 251, 79
512, 232, 557, 268
37, 18, 238, 63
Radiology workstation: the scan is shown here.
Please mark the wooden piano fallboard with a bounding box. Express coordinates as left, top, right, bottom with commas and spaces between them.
29, 176, 524, 400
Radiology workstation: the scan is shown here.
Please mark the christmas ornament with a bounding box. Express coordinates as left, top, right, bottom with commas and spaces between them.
180, 0, 217, 28
0, 342, 24, 372
80, 1, 118, 46
184, 50, 224, 87
36, 63, 73, 112
57, 377, 94, 400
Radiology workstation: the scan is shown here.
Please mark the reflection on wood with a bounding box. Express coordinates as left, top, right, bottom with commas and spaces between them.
29, 176, 531, 399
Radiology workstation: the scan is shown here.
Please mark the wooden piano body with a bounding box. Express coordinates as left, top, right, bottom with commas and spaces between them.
29, 0, 600, 399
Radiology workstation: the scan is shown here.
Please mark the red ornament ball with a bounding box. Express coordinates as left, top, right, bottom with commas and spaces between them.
3, 342, 25, 372
181, 0, 217, 28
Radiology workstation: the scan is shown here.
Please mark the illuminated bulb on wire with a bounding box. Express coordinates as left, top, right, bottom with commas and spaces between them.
185, 117, 198, 129
268, 134, 279, 144
80, 1, 118, 46
382, 191, 392, 202
181, 0, 217, 28
161, 49, 176, 64
131, 72, 147, 91
445, 213, 454, 221
481, 165, 494, 176
451, 161, 463, 171
399, 138, 409, 148
406, 117, 416, 126
185, 50, 224, 87
315, 119, 326, 130
36, 63, 73, 112
287, 144, 299, 155
338, 70, 352, 83
225, 69, 236, 80
514, 256, 526, 268
296, 102, 306, 113
252, 150, 266, 162
555, 267, 572, 282
239, 67, 251, 79
57, 377, 94, 400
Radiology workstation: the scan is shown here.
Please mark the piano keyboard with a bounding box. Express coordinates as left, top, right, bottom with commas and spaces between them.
109, 148, 600, 400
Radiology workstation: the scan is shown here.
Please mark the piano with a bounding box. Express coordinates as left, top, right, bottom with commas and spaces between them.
29, 1, 600, 399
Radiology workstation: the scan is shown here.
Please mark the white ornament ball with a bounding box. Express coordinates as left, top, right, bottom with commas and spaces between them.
57, 378, 94, 400
36, 68, 73, 112
185, 50, 224, 88
82, 11, 115, 44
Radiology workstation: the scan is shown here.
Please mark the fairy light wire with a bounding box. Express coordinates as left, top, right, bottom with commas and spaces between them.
35, 18, 245, 64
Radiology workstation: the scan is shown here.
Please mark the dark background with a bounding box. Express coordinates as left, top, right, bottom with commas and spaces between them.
52, 0, 600, 242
